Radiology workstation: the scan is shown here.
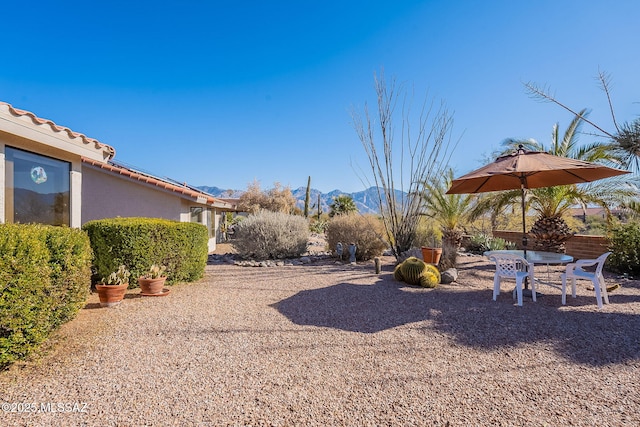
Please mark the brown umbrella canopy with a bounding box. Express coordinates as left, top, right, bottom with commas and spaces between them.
446, 145, 630, 261
446, 146, 630, 195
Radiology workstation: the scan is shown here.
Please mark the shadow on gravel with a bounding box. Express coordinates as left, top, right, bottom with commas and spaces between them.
272, 278, 436, 334
273, 269, 640, 366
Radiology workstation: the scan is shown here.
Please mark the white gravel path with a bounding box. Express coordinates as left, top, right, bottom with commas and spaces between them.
1, 254, 639, 426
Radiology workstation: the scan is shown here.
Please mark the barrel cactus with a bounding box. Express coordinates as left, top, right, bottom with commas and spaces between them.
400, 257, 427, 285
419, 270, 440, 288
393, 264, 404, 281
395, 257, 441, 288
425, 263, 441, 285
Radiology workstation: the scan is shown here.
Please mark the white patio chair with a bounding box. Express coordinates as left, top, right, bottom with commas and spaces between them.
489, 253, 535, 306
561, 252, 612, 309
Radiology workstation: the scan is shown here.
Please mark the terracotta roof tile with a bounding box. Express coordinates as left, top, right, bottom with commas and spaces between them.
81, 157, 236, 210
0, 101, 116, 159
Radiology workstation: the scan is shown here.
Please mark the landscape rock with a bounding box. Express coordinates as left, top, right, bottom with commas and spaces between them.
441, 268, 458, 284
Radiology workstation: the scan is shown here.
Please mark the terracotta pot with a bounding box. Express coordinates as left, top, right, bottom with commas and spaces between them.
138, 277, 167, 295
421, 247, 442, 265
95, 283, 129, 307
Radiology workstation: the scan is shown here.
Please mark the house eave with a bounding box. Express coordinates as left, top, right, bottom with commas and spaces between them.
0, 102, 115, 161
81, 157, 235, 210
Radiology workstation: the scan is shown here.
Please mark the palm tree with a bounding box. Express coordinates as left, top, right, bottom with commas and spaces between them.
475, 110, 636, 252
329, 195, 358, 217
611, 117, 640, 172
526, 73, 640, 173
420, 168, 475, 270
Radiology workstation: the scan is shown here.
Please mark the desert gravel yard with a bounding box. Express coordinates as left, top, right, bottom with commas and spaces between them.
1, 254, 640, 426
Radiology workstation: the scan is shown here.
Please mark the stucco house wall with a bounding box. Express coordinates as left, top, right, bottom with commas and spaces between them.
1, 101, 235, 253
82, 165, 184, 222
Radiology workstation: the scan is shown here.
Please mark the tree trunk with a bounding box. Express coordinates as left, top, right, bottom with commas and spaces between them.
438, 228, 463, 271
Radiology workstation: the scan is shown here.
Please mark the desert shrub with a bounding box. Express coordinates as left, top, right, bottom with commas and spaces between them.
309, 218, 328, 234
83, 217, 208, 285
238, 181, 297, 214
607, 221, 640, 275
464, 233, 513, 253
582, 216, 609, 235
326, 214, 387, 261
232, 211, 310, 259
413, 217, 442, 248
0, 224, 92, 368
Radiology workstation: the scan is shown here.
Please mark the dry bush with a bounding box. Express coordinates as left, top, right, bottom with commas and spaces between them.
232, 211, 309, 259
326, 214, 388, 261
237, 180, 297, 214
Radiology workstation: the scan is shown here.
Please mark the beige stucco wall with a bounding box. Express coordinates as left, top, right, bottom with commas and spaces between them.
82, 165, 185, 223
82, 165, 217, 252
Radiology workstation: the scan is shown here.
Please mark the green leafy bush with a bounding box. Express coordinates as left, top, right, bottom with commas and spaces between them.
0, 224, 92, 368
607, 221, 640, 275
82, 217, 208, 285
326, 214, 387, 261
231, 211, 310, 259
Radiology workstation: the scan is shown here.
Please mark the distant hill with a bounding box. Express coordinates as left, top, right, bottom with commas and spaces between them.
197, 186, 244, 199
197, 185, 407, 214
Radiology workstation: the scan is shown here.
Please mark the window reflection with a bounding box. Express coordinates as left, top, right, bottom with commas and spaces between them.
4, 146, 70, 226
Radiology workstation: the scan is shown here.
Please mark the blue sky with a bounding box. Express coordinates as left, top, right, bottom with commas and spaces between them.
2, 1, 639, 193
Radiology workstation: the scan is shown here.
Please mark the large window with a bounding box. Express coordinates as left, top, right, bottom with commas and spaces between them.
4, 146, 70, 226
190, 206, 213, 238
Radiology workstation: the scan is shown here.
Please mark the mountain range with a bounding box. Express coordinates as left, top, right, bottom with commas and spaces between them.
196, 186, 406, 214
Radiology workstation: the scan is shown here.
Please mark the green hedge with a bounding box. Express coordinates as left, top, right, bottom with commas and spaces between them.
607, 221, 640, 275
82, 217, 209, 285
0, 224, 92, 368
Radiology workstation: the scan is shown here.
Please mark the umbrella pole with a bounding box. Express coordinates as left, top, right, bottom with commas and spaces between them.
521, 185, 527, 255
521, 184, 530, 290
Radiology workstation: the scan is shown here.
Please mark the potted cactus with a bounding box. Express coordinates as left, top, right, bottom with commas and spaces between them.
95, 265, 130, 307
138, 264, 168, 296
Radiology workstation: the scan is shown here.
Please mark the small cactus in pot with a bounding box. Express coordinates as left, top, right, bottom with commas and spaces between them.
95, 265, 130, 307
138, 264, 168, 295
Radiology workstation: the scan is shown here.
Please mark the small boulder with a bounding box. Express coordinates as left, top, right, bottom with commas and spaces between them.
441, 268, 458, 284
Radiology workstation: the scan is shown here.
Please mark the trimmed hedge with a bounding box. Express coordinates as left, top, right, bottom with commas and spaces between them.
82, 217, 209, 285
0, 224, 92, 368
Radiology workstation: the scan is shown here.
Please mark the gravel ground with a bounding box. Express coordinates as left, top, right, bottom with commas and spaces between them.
1, 252, 640, 426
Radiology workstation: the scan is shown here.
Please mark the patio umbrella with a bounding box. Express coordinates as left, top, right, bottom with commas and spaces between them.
446, 145, 630, 252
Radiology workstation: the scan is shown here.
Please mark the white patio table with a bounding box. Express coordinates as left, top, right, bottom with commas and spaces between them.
484, 250, 574, 294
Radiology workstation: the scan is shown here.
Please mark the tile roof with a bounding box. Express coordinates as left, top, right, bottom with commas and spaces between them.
0, 101, 116, 160
81, 157, 237, 210
2, 101, 237, 210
